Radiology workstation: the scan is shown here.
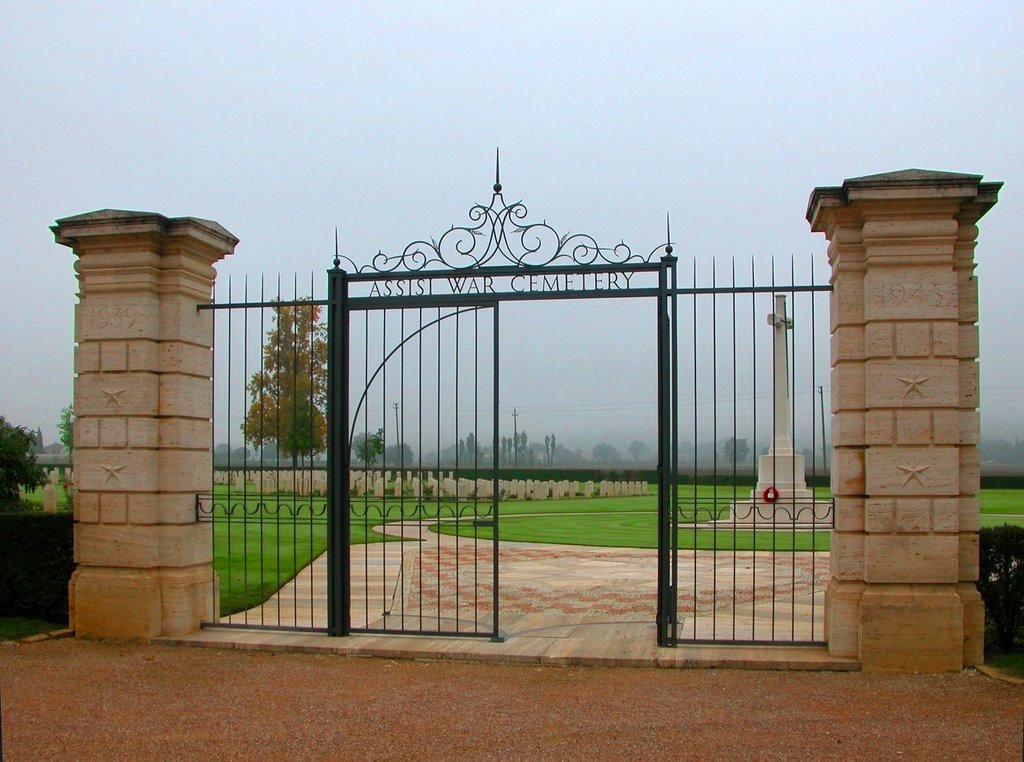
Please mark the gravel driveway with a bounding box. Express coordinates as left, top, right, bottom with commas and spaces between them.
1, 639, 1021, 760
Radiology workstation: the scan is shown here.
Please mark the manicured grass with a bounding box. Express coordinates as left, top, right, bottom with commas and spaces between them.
980, 514, 1024, 528
976, 489, 1024, 515
211, 489, 404, 615
984, 646, 1024, 677
435, 512, 831, 551
0, 617, 61, 640
159, 485, 1024, 614
18, 485, 72, 511
214, 515, 327, 616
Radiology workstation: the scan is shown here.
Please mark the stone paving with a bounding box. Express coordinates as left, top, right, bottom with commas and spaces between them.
215, 522, 830, 648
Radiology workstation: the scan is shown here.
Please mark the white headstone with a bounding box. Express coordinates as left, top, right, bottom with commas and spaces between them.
42, 484, 57, 513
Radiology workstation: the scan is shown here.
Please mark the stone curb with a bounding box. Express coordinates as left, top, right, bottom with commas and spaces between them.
15, 628, 75, 645
976, 664, 1024, 686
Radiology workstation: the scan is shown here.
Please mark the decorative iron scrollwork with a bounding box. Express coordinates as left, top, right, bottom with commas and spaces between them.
343, 181, 669, 273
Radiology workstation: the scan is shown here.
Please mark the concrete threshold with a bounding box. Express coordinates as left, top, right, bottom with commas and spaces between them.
157, 624, 860, 672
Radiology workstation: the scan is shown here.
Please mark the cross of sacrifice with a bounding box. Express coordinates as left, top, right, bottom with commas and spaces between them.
767, 294, 794, 454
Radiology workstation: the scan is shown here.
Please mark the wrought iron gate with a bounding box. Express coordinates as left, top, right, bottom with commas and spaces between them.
319, 164, 678, 642
668, 267, 833, 645
200, 162, 830, 647
328, 296, 500, 638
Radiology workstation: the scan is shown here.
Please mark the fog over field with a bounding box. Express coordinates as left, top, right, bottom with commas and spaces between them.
2, 2, 1021, 455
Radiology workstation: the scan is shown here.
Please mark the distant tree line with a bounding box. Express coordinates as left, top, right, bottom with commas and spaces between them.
981, 438, 1024, 465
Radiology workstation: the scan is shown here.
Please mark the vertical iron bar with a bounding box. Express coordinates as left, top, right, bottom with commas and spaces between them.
790, 257, 797, 641
473, 307, 479, 630
291, 273, 299, 629
380, 308, 387, 627
216, 277, 225, 625
731, 258, 738, 641
362, 308, 370, 628
327, 265, 350, 636
435, 306, 442, 632
750, 259, 757, 640
274, 274, 282, 628
710, 259, 718, 640
258, 275, 267, 626
399, 308, 406, 630
669, 254, 679, 643
454, 308, 461, 629
810, 257, 820, 640
770, 260, 777, 641
225, 276, 235, 625
417, 307, 424, 632
656, 258, 671, 647
308, 271, 316, 630
491, 303, 501, 641
691, 258, 698, 642
243, 277, 257, 628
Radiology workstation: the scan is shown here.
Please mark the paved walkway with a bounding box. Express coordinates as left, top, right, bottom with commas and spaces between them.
172, 523, 845, 669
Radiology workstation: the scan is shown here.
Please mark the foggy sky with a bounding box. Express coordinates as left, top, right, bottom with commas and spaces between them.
2, 2, 1022, 450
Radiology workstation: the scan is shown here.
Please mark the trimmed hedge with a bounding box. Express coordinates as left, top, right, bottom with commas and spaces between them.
0, 512, 74, 623
978, 524, 1024, 651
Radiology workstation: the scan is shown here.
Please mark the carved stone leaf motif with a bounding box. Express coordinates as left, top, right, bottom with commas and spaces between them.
100, 387, 127, 408
897, 375, 929, 398
896, 464, 930, 487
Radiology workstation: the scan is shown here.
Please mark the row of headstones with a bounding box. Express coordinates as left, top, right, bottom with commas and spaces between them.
214, 468, 649, 501
214, 469, 329, 497
349, 471, 648, 501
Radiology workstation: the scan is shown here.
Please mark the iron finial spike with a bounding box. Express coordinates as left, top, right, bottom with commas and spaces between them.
493, 147, 502, 193
665, 212, 674, 256
333, 227, 341, 269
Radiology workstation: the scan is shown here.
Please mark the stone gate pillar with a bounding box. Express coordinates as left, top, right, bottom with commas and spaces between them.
53, 210, 236, 639
808, 171, 1000, 671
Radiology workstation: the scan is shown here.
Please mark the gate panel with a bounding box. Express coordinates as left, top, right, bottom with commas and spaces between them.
670, 263, 833, 645
200, 276, 331, 633
343, 300, 500, 638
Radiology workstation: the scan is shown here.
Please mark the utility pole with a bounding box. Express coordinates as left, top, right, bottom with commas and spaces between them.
512, 407, 519, 467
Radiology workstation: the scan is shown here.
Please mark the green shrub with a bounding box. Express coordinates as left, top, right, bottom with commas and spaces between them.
978, 524, 1024, 652
0, 513, 74, 622
0, 415, 46, 510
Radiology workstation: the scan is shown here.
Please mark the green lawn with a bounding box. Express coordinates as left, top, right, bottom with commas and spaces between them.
0, 617, 61, 640
176, 484, 1024, 615
984, 646, 1024, 677
435, 512, 831, 551
210, 490, 409, 615
975, 489, 1024, 515
23, 482, 1020, 616
18, 485, 72, 511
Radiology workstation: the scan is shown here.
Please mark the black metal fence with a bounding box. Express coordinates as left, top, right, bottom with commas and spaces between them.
198, 276, 330, 632
669, 262, 832, 644
197, 174, 832, 646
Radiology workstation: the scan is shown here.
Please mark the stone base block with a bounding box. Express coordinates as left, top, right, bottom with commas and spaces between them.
72, 564, 215, 640
959, 582, 985, 667
756, 452, 811, 494
825, 578, 864, 658
859, 585, 964, 672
